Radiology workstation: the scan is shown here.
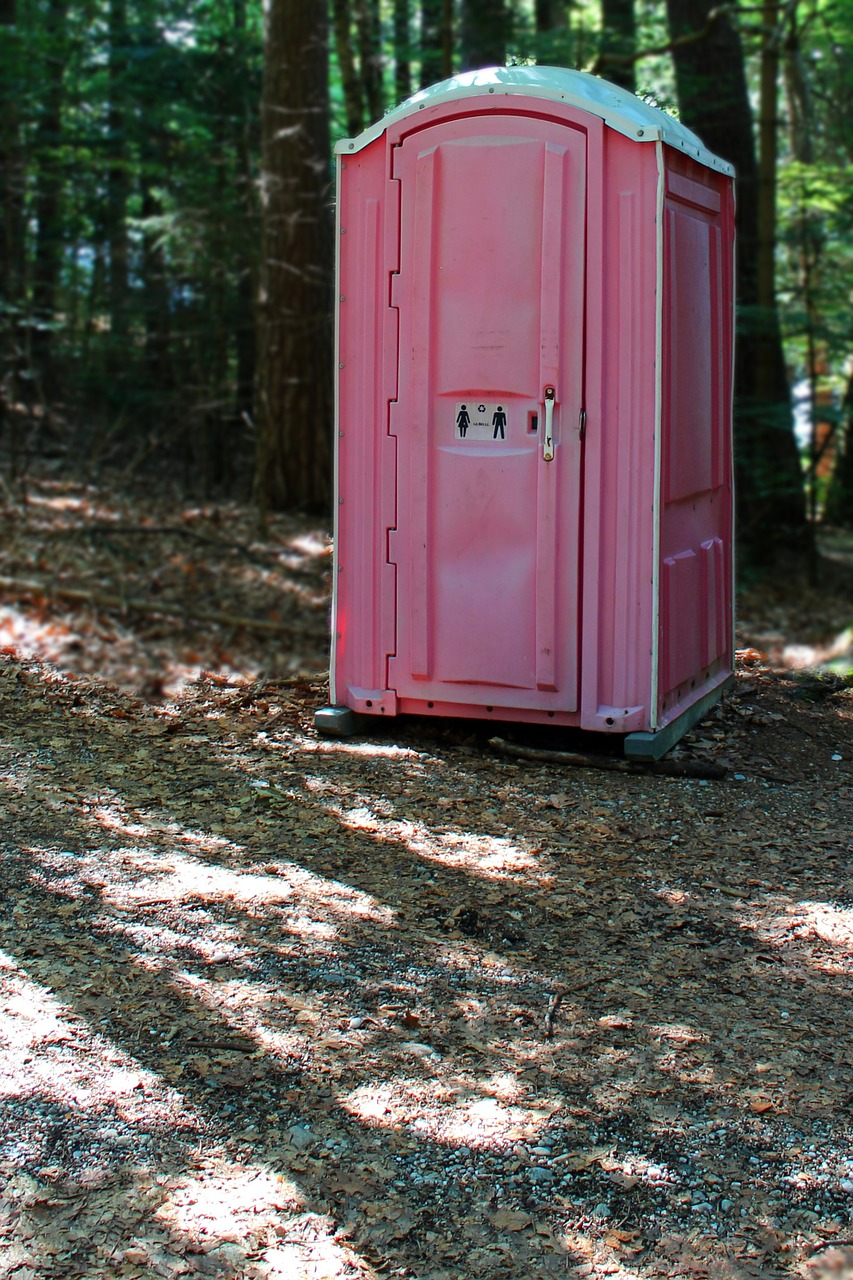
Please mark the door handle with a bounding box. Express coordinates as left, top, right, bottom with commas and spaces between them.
543, 386, 556, 462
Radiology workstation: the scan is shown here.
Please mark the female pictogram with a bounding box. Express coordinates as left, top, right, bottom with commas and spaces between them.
456, 405, 471, 438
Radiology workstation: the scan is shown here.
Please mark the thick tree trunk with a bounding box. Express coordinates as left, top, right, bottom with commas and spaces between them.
107, 0, 130, 354
0, 0, 25, 415
254, 0, 334, 516
665, 0, 807, 561
460, 0, 508, 70
599, 0, 636, 93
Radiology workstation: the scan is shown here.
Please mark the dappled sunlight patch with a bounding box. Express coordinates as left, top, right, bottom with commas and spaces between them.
555, 1226, 648, 1278
23, 492, 107, 517
277, 735, 428, 761
111, 859, 296, 910
34, 835, 295, 911
340, 1078, 559, 1150
0, 949, 199, 1141
0, 603, 96, 668
648, 1023, 710, 1047
775, 899, 853, 951
287, 531, 331, 559
328, 800, 547, 883
31, 829, 393, 925
124, 1158, 375, 1280
99, 918, 250, 967
153, 1163, 305, 1240
737, 894, 853, 974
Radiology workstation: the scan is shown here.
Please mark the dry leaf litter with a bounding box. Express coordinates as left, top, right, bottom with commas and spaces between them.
0, 473, 851, 1280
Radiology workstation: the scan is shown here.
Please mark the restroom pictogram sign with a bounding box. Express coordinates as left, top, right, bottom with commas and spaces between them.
454, 401, 510, 441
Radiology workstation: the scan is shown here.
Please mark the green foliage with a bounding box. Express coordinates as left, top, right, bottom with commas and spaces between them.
2, 0, 851, 519
773, 1, 853, 523
2, 0, 263, 491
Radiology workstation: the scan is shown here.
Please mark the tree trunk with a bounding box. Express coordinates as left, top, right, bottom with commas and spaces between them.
535, 0, 561, 30
332, 0, 364, 135
232, 0, 258, 435
29, 0, 69, 393
420, 0, 447, 87
756, 0, 780, 348
599, 0, 636, 93
824, 373, 853, 528
0, 0, 25, 417
535, 1, 569, 64
665, 0, 807, 561
356, 0, 384, 123
140, 152, 171, 389
460, 0, 508, 70
394, 0, 411, 102
107, 0, 130, 355
253, 0, 334, 516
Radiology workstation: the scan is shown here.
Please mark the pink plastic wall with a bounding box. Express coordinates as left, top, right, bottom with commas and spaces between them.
657, 154, 735, 728
331, 94, 734, 735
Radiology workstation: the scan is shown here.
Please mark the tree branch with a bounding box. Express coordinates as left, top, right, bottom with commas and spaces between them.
591, 4, 732, 74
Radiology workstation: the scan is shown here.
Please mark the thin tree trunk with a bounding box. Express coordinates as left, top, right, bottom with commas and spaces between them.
535, 0, 568, 63
783, 8, 822, 571
137, 2, 170, 394
442, 0, 453, 75
332, 0, 364, 135
600, 0, 636, 93
232, 0, 257, 434
665, 0, 807, 560
394, 0, 411, 102
356, 0, 384, 123
254, 0, 334, 516
140, 158, 170, 388
460, 0, 508, 70
420, 0, 445, 87
535, 0, 561, 30
756, 0, 780, 361
824, 372, 853, 527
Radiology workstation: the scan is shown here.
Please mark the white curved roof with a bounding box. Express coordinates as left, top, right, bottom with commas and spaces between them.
337, 65, 733, 176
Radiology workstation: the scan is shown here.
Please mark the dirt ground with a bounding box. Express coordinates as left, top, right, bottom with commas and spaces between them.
0, 472, 851, 1280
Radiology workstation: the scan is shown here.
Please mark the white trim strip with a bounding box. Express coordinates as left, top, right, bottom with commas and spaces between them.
328, 154, 344, 701
650, 140, 666, 731
336, 67, 733, 177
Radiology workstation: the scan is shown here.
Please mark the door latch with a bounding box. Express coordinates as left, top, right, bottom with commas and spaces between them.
543, 386, 556, 462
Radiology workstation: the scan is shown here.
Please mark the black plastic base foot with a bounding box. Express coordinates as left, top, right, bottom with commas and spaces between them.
313, 706, 368, 737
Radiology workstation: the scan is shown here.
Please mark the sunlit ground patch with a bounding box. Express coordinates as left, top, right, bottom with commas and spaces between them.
0, 949, 200, 1143
340, 1077, 559, 1149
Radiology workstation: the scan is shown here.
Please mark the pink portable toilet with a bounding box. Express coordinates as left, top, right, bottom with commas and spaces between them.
316, 66, 735, 759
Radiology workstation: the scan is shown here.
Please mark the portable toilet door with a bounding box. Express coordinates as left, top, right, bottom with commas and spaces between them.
390, 108, 587, 715
317, 67, 735, 759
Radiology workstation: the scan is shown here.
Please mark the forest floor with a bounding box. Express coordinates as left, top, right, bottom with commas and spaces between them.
0, 467, 851, 1280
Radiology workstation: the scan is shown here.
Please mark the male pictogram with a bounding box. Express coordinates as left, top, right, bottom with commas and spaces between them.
456, 404, 471, 438
492, 405, 507, 439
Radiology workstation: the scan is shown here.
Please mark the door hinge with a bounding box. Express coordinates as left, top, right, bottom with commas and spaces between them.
579, 408, 587, 440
